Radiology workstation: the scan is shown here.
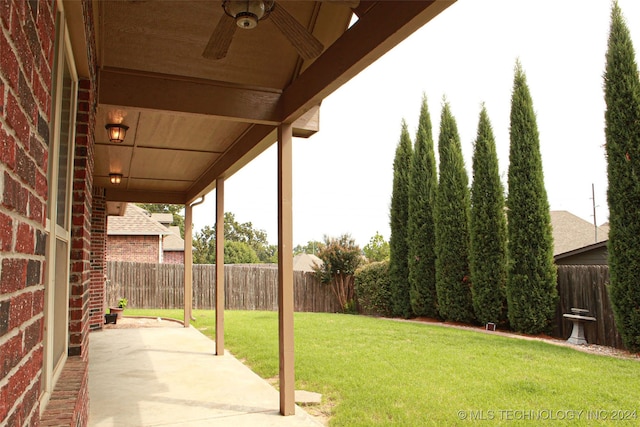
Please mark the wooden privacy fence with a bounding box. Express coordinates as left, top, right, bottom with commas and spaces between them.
106, 262, 340, 313
552, 265, 624, 349
108, 262, 625, 349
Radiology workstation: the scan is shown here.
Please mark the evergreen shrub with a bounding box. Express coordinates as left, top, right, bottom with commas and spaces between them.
355, 261, 392, 317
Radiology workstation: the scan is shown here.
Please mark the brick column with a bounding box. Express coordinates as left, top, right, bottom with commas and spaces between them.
89, 187, 106, 330
68, 77, 96, 359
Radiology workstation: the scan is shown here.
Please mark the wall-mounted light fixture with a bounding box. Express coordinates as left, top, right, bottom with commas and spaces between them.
109, 173, 123, 185
105, 123, 129, 143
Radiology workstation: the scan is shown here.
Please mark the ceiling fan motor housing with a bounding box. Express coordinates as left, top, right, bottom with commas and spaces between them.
236, 12, 258, 29
207, 0, 322, 61
223, 0, 275, 29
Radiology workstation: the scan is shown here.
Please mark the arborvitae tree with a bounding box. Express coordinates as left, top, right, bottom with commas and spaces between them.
604, 2, 640, 352
506, 62, 557, 334
408, 95, 439, 318
434, 102, 474, 323
389, 120, 413, 318
469, 106, 508, 326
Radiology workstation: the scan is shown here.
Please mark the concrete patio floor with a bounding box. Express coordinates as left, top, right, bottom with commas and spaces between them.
88, 318, 322, 427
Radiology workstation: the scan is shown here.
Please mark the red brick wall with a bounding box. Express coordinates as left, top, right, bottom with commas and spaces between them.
1, 0, 55, 425
90, 187, 106, 330
163, 251, 184, 264
107, 235, 161, 263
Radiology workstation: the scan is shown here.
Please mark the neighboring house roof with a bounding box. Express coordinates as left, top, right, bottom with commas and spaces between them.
107, 204, 170, 236
151, 212, 174, 226
554, 240, 608, 262
293, 254, 323, 272
163, 226, 185, 252
550, 210, 608, 255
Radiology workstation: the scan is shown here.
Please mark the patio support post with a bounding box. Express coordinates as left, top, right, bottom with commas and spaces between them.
184, 203, 193, 327
277, 123, 295, 416
215, 177, 225, 355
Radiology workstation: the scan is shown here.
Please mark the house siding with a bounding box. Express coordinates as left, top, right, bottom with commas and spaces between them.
555, 246, 608, 265
1, 0, 56, 425
107, 235, 162, 263
163, 250, 184, 264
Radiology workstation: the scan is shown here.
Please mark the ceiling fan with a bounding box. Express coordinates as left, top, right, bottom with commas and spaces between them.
203, 0, 324, 61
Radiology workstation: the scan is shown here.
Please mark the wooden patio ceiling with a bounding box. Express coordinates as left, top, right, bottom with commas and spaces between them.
72, 1, 454, 213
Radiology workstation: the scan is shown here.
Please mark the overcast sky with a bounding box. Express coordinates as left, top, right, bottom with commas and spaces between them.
192, 0, 640, 247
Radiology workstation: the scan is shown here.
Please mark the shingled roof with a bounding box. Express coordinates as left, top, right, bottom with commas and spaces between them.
550, 210, 608, 255
163, 226, 185, 252
293, 253, 323, 272
107, 204, 170, 236
151, 212, 174, 226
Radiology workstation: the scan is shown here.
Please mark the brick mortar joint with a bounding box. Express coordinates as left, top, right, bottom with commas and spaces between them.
0, 184, 48, 225
0, 286, 45, 310
0, 312, 43, 352
0, 251, 47, 262
0, 323, 22, 349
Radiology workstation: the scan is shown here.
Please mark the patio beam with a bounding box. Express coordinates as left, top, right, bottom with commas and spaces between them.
98, 68, 282, 125
280, 1, 452, 123
277, 123, 295, 416
215, 178, 225, 356
105, 188, 186, 205
184, 203, 193, 327
186, 105, 321, 204
186, 125, 276, 204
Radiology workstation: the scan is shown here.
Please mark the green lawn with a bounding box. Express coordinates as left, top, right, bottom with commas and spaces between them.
125, 309, 640, 426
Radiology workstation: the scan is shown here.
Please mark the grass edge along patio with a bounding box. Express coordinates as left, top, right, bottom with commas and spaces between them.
125, 309, 640, 427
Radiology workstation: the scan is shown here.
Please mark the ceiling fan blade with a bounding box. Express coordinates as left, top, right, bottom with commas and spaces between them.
270, 3, 324, 60
203, 13, 237, 60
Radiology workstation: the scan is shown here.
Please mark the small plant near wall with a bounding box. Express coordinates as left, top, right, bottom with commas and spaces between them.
109, 297, 128, 321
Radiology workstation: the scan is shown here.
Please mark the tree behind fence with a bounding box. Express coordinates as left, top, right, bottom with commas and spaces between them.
106, 262, 340, 313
